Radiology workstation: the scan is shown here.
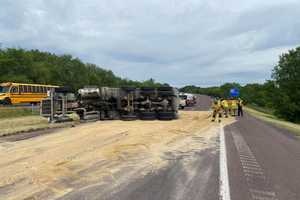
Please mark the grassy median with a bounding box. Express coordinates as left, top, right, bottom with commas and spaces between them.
0, 107, 39, 119
245, 107, 300, 138
0, 107, 78, 137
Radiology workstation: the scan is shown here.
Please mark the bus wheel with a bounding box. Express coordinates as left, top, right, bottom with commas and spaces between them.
4, 98, 11, 105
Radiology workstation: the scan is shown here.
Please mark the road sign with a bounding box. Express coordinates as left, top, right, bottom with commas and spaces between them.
230, 88, 239, 97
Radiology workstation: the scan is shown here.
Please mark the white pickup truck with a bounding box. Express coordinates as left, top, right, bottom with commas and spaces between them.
179, 93, 187, 109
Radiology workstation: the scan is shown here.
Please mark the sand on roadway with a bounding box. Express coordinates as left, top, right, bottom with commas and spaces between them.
0, 111, 233, 200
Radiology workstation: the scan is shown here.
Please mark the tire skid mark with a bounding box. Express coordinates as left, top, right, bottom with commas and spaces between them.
231, 130, 278, 200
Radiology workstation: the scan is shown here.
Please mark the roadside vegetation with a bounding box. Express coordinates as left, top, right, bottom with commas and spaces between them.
0, 115, 76, 137
0, 107, 39, 119
181, 46, 300, 124
0, 48, 167, 91
245, 107, 300, 138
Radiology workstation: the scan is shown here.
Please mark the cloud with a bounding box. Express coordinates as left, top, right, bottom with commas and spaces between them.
0, 0, 300, 87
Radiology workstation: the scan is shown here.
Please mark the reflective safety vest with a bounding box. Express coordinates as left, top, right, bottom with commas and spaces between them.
231, 100, 238, 109
212, 102, 221, 111
221, 100, 229, 108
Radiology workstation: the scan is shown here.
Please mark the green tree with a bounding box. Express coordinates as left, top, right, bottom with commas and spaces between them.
0, 48, 165, 91
272, 47, 300, 122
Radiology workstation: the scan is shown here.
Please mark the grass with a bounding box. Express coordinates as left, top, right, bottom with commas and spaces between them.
0, 107, 79, 137
245, 106, 300, 138
0, 115, 77, 137
246, 104, 274, 115
0, 107, 39, 119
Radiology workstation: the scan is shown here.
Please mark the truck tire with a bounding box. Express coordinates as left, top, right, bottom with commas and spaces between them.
157, 87, 175, 96
121, 87, 136, 92
157, 111, 177, 120
140, 87, 156, 96
139, 111, 157, 120
121, 114, 138, 121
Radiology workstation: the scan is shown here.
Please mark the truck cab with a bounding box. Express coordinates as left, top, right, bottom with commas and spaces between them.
179, 93, 187, 109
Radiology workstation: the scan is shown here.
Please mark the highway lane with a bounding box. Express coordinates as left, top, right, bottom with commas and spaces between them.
225, 113, 300, 200
183, 94, 212, 111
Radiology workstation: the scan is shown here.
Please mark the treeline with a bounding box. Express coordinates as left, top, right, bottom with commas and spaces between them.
181, 47, 300, 123
0, 48, 166, 91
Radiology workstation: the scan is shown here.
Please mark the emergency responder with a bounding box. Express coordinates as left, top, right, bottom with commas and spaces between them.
227, 98, 232, 115
238, 98, 244, 117
211, 99, 222, 122
221, 98, 229, 118
231, 98, 238, 116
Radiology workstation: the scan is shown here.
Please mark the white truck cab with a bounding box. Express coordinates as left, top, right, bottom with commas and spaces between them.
179, 93, 187, 109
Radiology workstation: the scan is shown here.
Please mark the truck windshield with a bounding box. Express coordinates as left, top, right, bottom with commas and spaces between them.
0, 86, 10, 93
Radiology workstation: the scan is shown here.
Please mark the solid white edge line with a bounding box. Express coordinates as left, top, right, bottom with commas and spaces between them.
220, 123, 231, 200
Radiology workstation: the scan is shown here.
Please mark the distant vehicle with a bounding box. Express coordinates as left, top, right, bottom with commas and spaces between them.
0, 82, 59, 105
184, 93, 196, 106
179, 93, 187, 109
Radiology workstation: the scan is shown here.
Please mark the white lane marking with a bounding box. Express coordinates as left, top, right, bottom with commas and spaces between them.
219, 124, 231, 200
231, 130, 278, 200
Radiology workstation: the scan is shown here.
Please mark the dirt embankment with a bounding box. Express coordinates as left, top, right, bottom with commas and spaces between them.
0, 111, 233, 200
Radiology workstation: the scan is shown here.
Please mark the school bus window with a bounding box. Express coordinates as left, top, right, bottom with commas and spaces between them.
20, 85, 23, 93
11, 86, 18, 93
0, 86, 10, 93
24, 85, 28, 93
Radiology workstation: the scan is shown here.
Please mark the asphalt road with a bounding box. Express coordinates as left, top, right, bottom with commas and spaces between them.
94, 95, 300, 200
184, 94, 212, 111
225, 113, 300, 200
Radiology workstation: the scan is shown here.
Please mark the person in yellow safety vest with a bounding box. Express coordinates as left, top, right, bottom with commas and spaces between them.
238, 98, 244, 117
221, 99, 229, 118
231, 99, 238, 116
227, 99, 232, 114
211, 99, 222, 122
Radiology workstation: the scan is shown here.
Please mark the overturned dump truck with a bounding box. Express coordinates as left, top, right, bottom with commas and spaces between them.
40, 86, 179, 122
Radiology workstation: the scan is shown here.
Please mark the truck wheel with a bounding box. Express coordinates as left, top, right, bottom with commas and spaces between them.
121, 114, 138, 121
140, 87, 156, 96
121, 87, 136, 92
157, 87, 175, 96
157, 111, 177, 120
139, 111, 157, 120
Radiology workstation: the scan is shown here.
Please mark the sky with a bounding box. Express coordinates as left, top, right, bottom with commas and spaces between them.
1, 0, 300, 87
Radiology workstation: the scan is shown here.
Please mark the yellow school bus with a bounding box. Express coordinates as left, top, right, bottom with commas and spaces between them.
0, 82, 59, 105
